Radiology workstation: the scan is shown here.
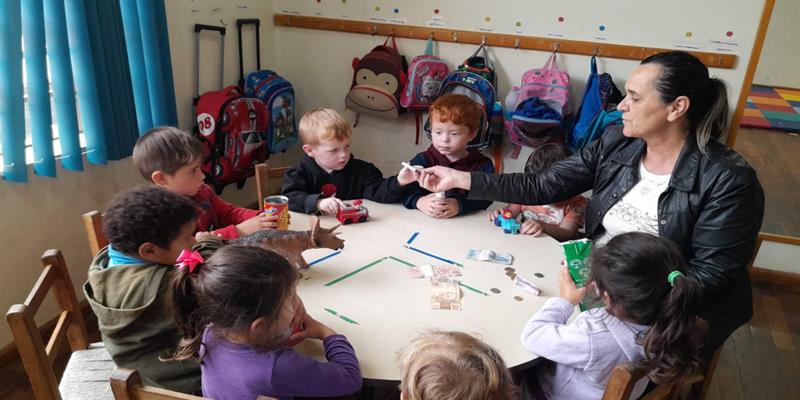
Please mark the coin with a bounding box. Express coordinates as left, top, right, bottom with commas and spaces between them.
514, 296, 524, 302
490, 288, 501, 294
504, 267, 516, 273
534, 272, 544, 278
506, 271, 517, 280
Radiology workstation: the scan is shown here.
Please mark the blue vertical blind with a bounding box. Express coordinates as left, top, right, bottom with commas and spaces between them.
0, 0, 176, 183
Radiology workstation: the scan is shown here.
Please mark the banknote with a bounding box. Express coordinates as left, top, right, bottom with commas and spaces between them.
466, 249, 514, 265
430, 277, 462, 311
513, 275, 542, 296
409, 264, 462, 278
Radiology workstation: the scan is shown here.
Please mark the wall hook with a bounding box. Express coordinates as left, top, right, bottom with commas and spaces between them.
480, 35, 487, 46
452, 31, 458, 42
592, 47, 599, 57
514, 38, 521, 49
370, 25, 378, 36
552, 42, 560, 53
429, 32, 435, 40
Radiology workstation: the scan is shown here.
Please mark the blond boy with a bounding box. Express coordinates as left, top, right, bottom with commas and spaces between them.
281, 108, 415, 214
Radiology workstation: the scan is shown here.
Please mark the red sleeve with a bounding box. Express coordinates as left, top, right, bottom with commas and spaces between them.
212, 225, 241, 240
198, 185, 259, 237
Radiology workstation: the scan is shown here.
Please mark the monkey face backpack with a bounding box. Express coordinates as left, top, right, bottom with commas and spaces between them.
345, 35, 408, 121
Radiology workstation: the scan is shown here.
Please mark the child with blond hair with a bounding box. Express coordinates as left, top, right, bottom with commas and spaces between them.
282, 108, 415, 214
399, 331, 517, 400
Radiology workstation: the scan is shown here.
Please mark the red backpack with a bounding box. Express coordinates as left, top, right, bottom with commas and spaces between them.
193, 24, 269, 194
195, 86, 270, 194
345, 35, 407, 124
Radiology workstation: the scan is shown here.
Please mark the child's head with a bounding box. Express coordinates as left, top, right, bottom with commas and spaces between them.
428, 94, 481, 159
299, 108, 352, 172
132, 126, 206, 196
589, 232, 703, 383
103, 185, 197, 264
524, 143, 572, 174
167, 246, 299, 360
399, 331, 516, 400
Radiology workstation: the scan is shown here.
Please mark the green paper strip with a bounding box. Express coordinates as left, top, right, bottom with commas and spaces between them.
324, 308, 338, 316
459, 282, 489, 296
388, 256, 415, 267
339, 315, 360, 325
324, 257, 388, 286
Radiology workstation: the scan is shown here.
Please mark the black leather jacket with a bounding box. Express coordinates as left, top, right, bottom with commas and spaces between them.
470, 126, 764, 349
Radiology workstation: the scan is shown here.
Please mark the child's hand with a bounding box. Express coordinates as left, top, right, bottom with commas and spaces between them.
559, 267, 586, 305
195, 231, 222, 241
289, 315, 336, 342
397, 163, 421, 186
436, 198, 459, 219
317, 197, 345, 215
520, 220, 545, 236
416, 194, 441, 218
488, 209, 502, 223
236, 213, 282, 235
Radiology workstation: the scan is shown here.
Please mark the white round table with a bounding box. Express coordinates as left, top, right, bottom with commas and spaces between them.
289, 201, 565, 383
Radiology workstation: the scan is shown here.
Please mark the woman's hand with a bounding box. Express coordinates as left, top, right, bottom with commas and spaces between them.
418, 166, 471, 193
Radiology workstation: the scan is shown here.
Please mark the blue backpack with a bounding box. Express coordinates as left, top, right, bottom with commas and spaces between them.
424, 70, 499, 151
572, 109, 623, 149
244, 70, 298, 154
569, 56, 623, 150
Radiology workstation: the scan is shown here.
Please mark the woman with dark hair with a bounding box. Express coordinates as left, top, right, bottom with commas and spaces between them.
418, 51, 764, 350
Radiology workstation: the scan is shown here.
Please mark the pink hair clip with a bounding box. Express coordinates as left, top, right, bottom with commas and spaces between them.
176, 249, 204, 274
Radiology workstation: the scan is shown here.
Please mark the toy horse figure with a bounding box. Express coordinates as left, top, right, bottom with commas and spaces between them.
231, 216, 344, 269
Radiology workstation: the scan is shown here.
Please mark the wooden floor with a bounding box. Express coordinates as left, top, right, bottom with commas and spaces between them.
734, 127, 800, 238
2, 281, 798, 400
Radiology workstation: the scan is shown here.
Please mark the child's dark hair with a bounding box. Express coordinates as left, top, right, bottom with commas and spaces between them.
103, 185, 197, 255
524, 143, 572, 174
166, 246, 299, 361
132, 126, 204, 181
589, 232, 703, 383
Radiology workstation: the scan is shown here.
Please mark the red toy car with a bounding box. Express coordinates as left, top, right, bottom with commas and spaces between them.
337, 199, 369, 224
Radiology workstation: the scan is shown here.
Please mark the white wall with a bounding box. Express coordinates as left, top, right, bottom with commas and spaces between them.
0, 159, 142, 348
270, 0, 765, 174
753, 0, 800, 88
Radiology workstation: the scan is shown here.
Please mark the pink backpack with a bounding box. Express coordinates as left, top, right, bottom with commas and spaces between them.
504, 53, 570, 158
400, 38, 449, 144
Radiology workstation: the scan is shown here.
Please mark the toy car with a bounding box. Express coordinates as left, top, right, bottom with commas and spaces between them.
337, 199, 369, 224
493, 209, 520, 234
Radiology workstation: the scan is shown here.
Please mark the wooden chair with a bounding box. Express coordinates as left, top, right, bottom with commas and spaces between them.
6, 249, 115, 400
254, 162, 290, 206
110, 368, 277, 400
83, 210, 108, 258
602, 349, 721, 400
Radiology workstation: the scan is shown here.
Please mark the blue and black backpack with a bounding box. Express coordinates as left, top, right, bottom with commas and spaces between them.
244, 70, 298, 154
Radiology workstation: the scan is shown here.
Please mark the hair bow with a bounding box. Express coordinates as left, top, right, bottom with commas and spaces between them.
176, 249, 204, 274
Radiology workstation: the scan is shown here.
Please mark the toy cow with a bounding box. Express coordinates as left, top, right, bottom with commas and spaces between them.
232, 216, 344, 269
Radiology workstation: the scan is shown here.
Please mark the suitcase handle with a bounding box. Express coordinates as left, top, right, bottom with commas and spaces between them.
194, 24, 227, 106
237, 18, 261, 88
195, 24, 226, 35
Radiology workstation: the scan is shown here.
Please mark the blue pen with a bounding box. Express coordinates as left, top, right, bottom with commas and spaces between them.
406, 232, 420, 245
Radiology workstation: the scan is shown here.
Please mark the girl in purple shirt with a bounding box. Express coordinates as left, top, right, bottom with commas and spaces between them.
164, 245, 361, 400
520, 232, 705, 400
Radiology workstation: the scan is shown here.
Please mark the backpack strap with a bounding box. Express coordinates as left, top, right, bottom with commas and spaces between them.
424, 37, 434, 56
544, 52, 561, 70
590, 55, 598, 75
383, 33, 398, 50
415, 112, 422, 145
